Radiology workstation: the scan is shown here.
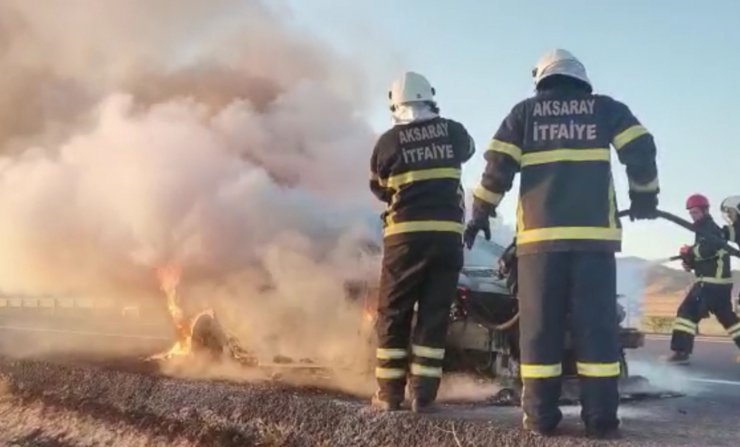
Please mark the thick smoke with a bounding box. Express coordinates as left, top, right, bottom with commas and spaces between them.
0, 0, 384, 364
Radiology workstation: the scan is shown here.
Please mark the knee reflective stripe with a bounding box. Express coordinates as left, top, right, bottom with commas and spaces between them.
520, 363, 562, 379
577, 362, 621, 377
410, 363, 443, 378
412, 344, 445, 360
727, 323, 740, 340
673, 317, 698, 335
376, 348, 408, 360
375, 367, 406, 379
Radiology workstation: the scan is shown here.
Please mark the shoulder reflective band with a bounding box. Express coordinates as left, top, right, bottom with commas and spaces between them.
517, 227, 622, 245
727, 322, 740, 340
520, 363, 562, 379
576, 362, 621, 377
612, 125, 648, 150
410, 363, 443, 378
383, 221, 464, 237
487, 139, 522, 164
376, 348, 408, 360
521, 148, 610, 167
375, 367, 406, 379
379, 168, 461, 189
673, 317, 698, 335
412, 345, 445, 360
473, 185, 503, 206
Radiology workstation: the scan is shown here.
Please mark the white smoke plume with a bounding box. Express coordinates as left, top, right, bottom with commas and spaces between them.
0, 0, 387, 365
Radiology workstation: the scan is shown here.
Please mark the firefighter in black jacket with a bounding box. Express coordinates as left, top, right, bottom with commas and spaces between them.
369, 71, 474, 413
464, 49, 660, 438
668, 194, 740, 362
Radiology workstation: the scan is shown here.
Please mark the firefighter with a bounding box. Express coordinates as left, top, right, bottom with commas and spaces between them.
720, 195, 740, 249
369, 71, 475, 413
464, 49, 659, 438
667, 194, 740, 363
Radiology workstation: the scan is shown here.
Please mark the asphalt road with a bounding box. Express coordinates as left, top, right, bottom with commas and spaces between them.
629, 335, 740, 404
1, 318, 739, 446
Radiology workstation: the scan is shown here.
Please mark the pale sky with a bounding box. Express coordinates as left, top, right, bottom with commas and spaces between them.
286, 0, 740, 260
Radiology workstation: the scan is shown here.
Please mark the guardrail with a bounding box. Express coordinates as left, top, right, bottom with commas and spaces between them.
0, 297, 140, 317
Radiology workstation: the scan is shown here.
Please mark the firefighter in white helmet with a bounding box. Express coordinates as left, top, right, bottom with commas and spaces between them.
720, 196, 740, 314
466, 49, 660, 438
369, 71, 475, 413
720, 196, 740, 237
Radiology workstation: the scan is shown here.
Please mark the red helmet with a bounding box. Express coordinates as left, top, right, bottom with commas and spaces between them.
686, 194, 709, 210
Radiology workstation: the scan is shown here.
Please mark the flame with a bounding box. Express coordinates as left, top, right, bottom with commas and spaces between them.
149, 265, 193, 360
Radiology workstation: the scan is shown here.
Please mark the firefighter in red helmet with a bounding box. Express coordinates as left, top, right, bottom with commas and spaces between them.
667, 194, 740, 363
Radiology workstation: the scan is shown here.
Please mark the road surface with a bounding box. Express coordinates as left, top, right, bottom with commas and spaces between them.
0, 318, 739, 446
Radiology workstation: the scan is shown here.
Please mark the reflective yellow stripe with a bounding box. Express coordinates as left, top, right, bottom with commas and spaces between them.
692, 245, 702, 259
517, 227, 622, 245
613, 125, 648, 150
726, 323, 740, 337
383, 221, 464, 237
379, 168, 461, 189
520, 363, 562, 379
629, 176, 660, 193
697, 277, 734, 285
473, 185, 503, 206
673, 318, 697, 335
673, 325, 696, 335
376, 348, 408, 360
410, 363, 443, 378
673, 320, 696, 331
412, 345, 445, 360
608, 178, 617, 229
577, 362, 621, 377
675, 318, 698, 329
487, 139, 522, 163
375, 367, 406, 379
520, 148, 610, 167
516, 198, 524, 232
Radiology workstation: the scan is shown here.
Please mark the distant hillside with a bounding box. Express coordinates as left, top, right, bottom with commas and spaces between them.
620, 256, 740, 334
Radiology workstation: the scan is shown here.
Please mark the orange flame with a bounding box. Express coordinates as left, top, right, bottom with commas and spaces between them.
149, 265, 193, 360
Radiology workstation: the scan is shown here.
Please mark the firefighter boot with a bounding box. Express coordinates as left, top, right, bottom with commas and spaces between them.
370, 391, 401, 412
664, 351, 690, 364
411, 397, 438, 414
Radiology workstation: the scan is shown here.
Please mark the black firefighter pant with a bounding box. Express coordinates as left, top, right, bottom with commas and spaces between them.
671, 282, 740, 353
518, 251, 620, 432
375, 232, 463, 403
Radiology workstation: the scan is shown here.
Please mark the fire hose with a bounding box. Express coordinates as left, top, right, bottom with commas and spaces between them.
617, 209, 740, 259
484, 209, 739, 333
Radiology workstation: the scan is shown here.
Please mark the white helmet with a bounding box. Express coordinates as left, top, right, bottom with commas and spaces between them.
532, 49, 591, 88
388, 71, 435, 108
720, 195, 740, 224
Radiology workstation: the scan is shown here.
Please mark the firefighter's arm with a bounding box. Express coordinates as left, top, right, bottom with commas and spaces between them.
608, 99, 659, 196
369, 140, 391, 204
692, 222, 724, 260
471, 104, 524, 220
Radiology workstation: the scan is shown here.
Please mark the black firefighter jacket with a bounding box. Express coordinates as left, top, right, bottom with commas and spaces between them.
370, 116, 474, 242
472, 86, 659, 255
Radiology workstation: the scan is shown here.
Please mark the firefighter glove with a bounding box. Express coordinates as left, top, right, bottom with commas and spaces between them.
464, 217, 491, 249
628, 191, 658, 221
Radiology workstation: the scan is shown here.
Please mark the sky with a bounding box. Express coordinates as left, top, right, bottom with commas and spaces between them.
285, 0, 740, 260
